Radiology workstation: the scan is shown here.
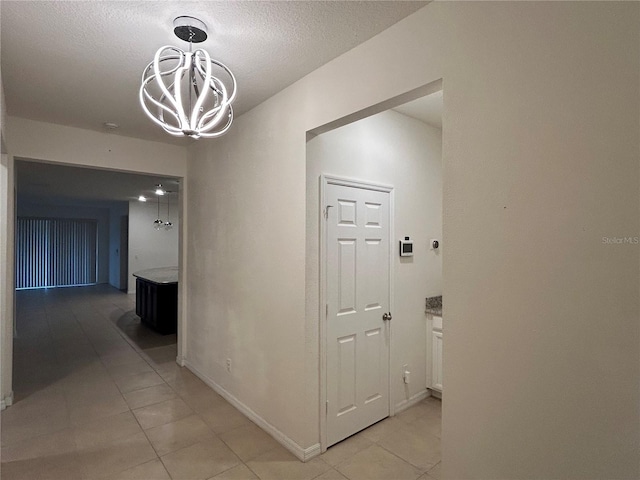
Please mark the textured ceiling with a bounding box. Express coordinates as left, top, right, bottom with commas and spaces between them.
1, 1, 427, 146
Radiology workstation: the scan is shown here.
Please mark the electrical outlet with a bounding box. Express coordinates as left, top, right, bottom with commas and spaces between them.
226, 358, 232, 373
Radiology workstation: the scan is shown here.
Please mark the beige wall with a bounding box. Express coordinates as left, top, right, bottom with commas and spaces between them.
0, 41, 16, 407
0, 152, 12, 407
306, 109, 443, 410
6, 117, 186, 178
185, 103, 311, 450
186, 2, 639, 477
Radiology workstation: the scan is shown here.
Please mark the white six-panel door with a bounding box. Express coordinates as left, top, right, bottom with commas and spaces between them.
325, 180, 391, 447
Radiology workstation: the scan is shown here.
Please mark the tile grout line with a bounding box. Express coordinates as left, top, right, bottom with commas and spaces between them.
43, 287, 265, 477
8, 287, 442, 480
82, 290, 249, 478
64, 289, 165, 479
92, 295, 174, 478
67, 291, 149, 479
96, 292, 177, 479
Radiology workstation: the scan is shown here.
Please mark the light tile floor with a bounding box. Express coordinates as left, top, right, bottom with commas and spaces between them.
1, 285, 441, 480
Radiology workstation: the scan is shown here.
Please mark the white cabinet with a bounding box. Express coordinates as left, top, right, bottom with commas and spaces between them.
431, 330, 443, 392
431, 316, 443, 392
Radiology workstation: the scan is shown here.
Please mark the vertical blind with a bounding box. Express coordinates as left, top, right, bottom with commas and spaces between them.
16, 217, 98, 289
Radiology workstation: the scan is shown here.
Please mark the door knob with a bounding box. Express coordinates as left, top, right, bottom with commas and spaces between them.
382, 312, 392, 321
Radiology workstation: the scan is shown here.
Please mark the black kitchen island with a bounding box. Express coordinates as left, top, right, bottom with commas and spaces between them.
133, 266, 178, 335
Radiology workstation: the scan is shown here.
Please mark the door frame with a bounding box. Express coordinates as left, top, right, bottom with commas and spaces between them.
3, 158, 188, 410
319, 174, 395, 452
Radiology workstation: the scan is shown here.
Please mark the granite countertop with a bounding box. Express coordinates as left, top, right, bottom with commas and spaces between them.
133, 266, 178, 284
425, 295, 442, 316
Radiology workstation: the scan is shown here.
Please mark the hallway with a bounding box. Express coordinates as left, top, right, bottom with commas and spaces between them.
1, 286, 441, 480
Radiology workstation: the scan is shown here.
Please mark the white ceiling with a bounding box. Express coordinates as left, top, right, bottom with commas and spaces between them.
1, 1, 428, 146
394, 90, 443, 129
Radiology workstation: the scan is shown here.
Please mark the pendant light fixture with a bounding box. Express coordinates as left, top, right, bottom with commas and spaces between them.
164, 195, 173, 231
139, 16, 237, 139
153, 194, 163, 230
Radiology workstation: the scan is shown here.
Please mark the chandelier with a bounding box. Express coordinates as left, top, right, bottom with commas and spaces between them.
150, 184, 174, 231
139, 16, 237, 139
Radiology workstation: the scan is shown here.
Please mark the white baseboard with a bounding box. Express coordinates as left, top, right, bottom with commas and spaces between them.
394, 389, 430, 415
184, 360, 320, 462
175, 355, 186, 367
1, 391, 14, 410
428, 388, 442, 400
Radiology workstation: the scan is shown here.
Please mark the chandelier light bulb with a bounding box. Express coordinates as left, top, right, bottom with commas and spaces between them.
139, 16, 237, 139
138, 195, 147, 202
155, 184, 165, 196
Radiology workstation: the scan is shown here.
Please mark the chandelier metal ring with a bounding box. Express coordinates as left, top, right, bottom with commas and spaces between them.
139, 17, 237, 139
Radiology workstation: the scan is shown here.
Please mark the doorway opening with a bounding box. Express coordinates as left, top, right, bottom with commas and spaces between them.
11, 159, 184, 403
306, 80, 443, 452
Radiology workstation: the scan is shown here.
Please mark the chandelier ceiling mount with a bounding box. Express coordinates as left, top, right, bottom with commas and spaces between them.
173, 16, 208, 43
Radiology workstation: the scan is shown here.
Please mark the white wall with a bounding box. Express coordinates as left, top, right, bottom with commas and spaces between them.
186, 2, 639, 477
186, 105, 311, 451
7, 117, 186, 178
17, 200, 112, 285
307, 109, 442, 407
0, 26, 16, 407
127, 198, 179, 294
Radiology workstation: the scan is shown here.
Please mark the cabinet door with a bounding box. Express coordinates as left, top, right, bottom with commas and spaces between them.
135, 279, 143, 317
432, 330, 443, 392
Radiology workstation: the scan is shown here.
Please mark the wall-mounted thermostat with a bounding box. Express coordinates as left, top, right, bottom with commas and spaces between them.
399, 237, 413, 257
